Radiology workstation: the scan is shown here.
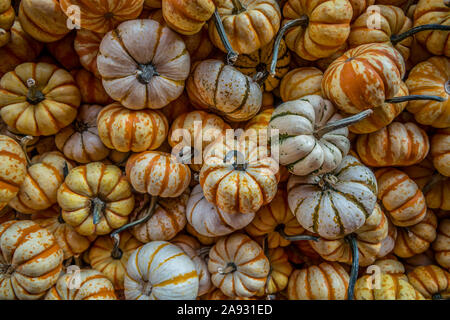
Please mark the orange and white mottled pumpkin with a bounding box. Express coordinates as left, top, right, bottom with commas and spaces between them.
280, 67, 323, 102
46, 32, 81, 71
431, 128, 450, 177
162, 0, 214, 35
71, 69, 113, 105
433, 219, 450, 270
58, 162, 135, 236
208, 233, 270, 298
0, 220, 63, 300
124, 241, 199, 300
74, 29, 104, 79
97, 19, 190, 110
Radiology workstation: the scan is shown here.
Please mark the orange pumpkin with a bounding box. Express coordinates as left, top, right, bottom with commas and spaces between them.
60, 0, 144, 33
407, 265, 450, 299
183, 26, 214, 63
46, 31, 82, 70
74, 29, 104, 79
0, 0, 15, 48
433, 219, 450, 270
431, 128, 450, 177
162, 0, 214, 35
71, 69, 113, 105
258, 247, 293, 296
280, 67, 323, 102
349, 0, 375, 20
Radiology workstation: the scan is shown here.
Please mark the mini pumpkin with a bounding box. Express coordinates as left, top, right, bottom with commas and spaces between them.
125, 241, 199, 300
58, 162, 135, 236
208, 233, 270, 298
0, 62, 81, 136
0, 220, 63, 300
407, 265, 450, 299
433, 219, 450, 270
74, 29, 104, 79
71, 69, 113, 105
0, 0, 15, 48
431, 128, 450, 177
97, 19, 190, 110
162, 0, 214, 35
46, 32, 81, 70
280, 67, 323, 102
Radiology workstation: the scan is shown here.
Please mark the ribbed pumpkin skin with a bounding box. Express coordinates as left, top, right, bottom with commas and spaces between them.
74, 29, 103, 78
283, 0, 352, 61
257, 247, 293, 296
9, 151, 73, 214
349, 5, 412, 61
431, 128, 450, 177
0, 135, 27, 210
45, 269, 117, 300
0, 19, 43, 77
0, 0, 15, 48
322, 43, 405, 115
57, 162, 135, 236
32, 206, 92, 260
89, 231, 142, 290
97, 20, 190, 110
433, 219, 450, 270
162, 0, 214, 35
375, 168, 427, 227
394, 209, 438, 258
46, 32, 81, 70
0, 220, 64, 300
126, 151, 191, 198
413, 0, 450, 57
356, 122, 430, 167
208, 0, 281, 54
407, 265, 450, 299
287, 262, 349, 300
349, 0, 375, 20
246, 189, 304, 249
18, 0, 70, 43
60, 0, 144, 33
288, 155, 378, 240
71, 69, 113, 105
406, 57, 450, 128
187, 184, 255, 238
124, 241, 199, 300
186, 59, 262, 122
208, 233, 270, 298
280, 67, 323, 102
97, 103, 168, 153
0, 62, 81, 136
311, 204, 389, 267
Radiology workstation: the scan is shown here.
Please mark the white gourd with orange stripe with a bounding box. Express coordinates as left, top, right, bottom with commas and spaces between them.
280, 67, 323, 102
124, 241, 199, 300
0, 220, 64, 300
45, 269, 117, 300
74, 29, 104, 78
208, 233, 270, 298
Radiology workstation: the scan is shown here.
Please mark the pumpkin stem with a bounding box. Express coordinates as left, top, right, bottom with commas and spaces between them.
218, 262, 237, 274
446, 0, 450, 7
136, 64, 158, 84
111, 233, 123, 260
346, 233, 359, 300
19, 135, 34, 166
0, 263, 14, 275
197, 246, 211, 259
270, 16, 309, 76
57, 214, 65, 224
91, 197, 106, 225
422, 173, 447, 195
444, 80, 450, 95
212, 9, 239, 64
26, 78, 45, 105
142, 281, 153, 296
277, 226, 319, 242
385, 95, 446, 103
315, 109, 373, 138
231, 0, 245, 14
110, 195, 158, 236
225, 150, 248, 171
391, 24, 450, 44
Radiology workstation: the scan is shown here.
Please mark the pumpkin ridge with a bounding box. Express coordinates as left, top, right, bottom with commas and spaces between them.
390, 189, 424, 215
21, 172, 51, 207
73, 274, 108, 299
151, 252, 184, 275
153, 270, 197, 288
82, 288, 116, 300
378, 175, 409, 200
212, 63, 226, 109
145, 242, 170, 277
5, 223, 41, 261
143, 154, 160, 192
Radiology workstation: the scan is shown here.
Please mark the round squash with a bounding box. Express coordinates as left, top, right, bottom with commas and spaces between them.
71, 69, 113, 105
407, 265, 450, 299
74, 29, 104, 79
162, 0, 214, 35
46, 32, 81, 70
280, 67, 323, 102
431, 128, 450, 177
433, 219, 450, 270
0, 0, 15, 48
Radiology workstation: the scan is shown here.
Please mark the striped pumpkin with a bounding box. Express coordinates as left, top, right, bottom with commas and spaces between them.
349, 0, 375, 20
244, 108, 274, 132
162, 0, 214, 35
9, 151, 73, 214
234, 39, 291, 92
406, 56, 450, 128
311, 204, 389, 267
280, 67, 323, 102
433, 219, 450, 270
130, 191, 189, 242
287, 262, 349, 300
407, 265, 450, 299
46, 32, 81, 70
18, 0, 70, 42
185, 223, 219, 246
56, 104, 110, 164
431, 128, 450, 177
394, 209, 438, 258
71, 69, 113, 105
257, 247, 293, 296
186, 184, 255, 237
183, 26, 214, 63
377, 218, 397, 258
186, 59, 262, 122
283, 0, 352, 61
160, 92, 193, 123
356, 122, 430, 167
89, 231, 143, 290
0, 135, 27, 210
0, 0, 15, 48
58, 162, 135, 236
32, 205, 92, 260
375, 168, 427, 227
288, 155, 378, 240
208, 0, 281, 54
200, 138, 278, 214
0, 220, 63, 300
208, 233, 270, 298
60, 0, 144, 33
246, 189, 304, 249
126, 151, 191, 198
124, 241, 199, 300
322, 43, 405, 115
97, 103, 168, 153
0, 62, 81, 136
45, 269, 117, 300
74, 29, 104, 78
97, 19, 190, 110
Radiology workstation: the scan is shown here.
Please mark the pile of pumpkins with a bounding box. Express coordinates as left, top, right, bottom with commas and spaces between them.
0, 0, 449, 301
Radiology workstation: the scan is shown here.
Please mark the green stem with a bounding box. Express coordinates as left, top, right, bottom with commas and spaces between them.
231, 0, 245, 14
391, 24, 450, 44
212, 9, 238, 64
385, 95, 446, 103
346, 234, 359, 300
315, 109, 373, 138
278, 227, 319, 242
422, 173, 446, 195
26, 78, 45, 105
218, 262, 237, 274
111, 233, 123, 260
91, 198, 105, 225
